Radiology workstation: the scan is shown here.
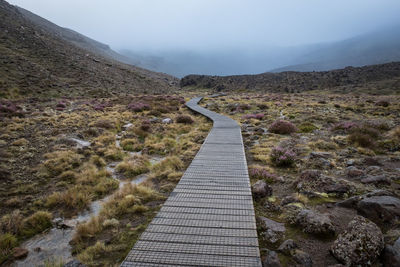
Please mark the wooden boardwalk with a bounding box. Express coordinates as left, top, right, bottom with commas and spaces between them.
121, 97, 261, 266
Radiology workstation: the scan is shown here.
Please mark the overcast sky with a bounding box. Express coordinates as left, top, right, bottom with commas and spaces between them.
8, 0, 400, 51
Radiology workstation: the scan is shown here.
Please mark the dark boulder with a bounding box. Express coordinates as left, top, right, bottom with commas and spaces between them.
292, 249, 313, 267
278, 239, 298, 255
259, 216, 286, 244
295, 209, 336, 236
252, 180, 272, 198
357, 195, 400, 226
262, 249, 282, 267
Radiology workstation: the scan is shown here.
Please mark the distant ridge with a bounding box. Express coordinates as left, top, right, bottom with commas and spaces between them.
181, 62, 400, 94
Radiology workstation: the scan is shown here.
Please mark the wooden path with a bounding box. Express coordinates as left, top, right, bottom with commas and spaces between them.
121, 97, 261, 266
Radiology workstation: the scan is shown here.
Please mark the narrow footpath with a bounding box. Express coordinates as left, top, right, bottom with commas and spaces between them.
121, 97, 261, 266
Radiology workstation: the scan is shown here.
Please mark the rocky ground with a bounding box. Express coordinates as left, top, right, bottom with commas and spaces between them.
0, 94, 211, 265
201, 93, 400, 267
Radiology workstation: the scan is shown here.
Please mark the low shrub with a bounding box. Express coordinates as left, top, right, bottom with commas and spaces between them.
120, 139, 143, 152
235, 104, 251, 112
46, 186, 92, 211
127, 102, 151, 112
242, 113, 264, 120
176, 115, 194, 124
375, 100, 390, 107
55, 101, 67, 111
116, 155, 150, 178
94, 119, 114, 129
156, 106, 172, 114
104, 148, 124, 161
140, 121, 151, 132
331, 121, 359, 133
268, 120, 297, 134
348, 132, 375, 148
298, 122, 318, 133
257, 103, 268, 109
364, 120, 392, 131
20, 211, 52, 238
249, 167, 278, 183
0, 233, 18, 263
347, 125, 380, 148
0, 100, 23, 117
270, 146, 296, 167
41, 150, 82, 177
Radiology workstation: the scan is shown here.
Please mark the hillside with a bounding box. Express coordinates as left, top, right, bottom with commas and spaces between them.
15, 5, 138, 66
271, 25, 400, 72
0, 0, 178, 99
181, 62, 400, 94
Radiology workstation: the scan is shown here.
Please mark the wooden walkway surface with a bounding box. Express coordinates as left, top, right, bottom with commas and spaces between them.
121, 97, 261, 266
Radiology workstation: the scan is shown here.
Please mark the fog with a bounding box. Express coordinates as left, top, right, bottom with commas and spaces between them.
8, 0, 400, 76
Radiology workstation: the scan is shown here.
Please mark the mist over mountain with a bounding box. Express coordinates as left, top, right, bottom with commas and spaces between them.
119, 25, 400, 77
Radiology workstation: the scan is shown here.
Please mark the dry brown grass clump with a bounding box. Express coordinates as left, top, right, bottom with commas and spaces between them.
116, 155, 150, 178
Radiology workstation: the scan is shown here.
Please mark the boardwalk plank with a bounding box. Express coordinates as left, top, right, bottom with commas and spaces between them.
121, 97, 261, 266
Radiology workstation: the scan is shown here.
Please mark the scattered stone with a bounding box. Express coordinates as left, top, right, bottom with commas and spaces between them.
361, 175, 391, 185
63, 259, 86, 267
149, 118, 160, 123
346, 166, 365, 178
295, 170, 350, 195
395, 237, 400, 250
53, 217, 72, 229
162, 118, 173, 124
382, 244, 400, 267
253, 127, 265, 135
330, 216, 384, 266
262, 249, 282, 267
357, 195, 400, 226
364, 157, 382, 166
281, 195, 299, 206
337, 189, 395, 209
122, 123, 133, 130
252, 180, 272, 198
259, 217, 286, 244
264, 199, 281, 212
292, 249, 313, 267
309, 152, 332, 159
384, 229, 400, 244
278, 239, 298, 255
346, 159, 355, 166
12, 247, 28, 259
295, 209, 335, 236
324, 183, 350, 195
308, 155, 334, 169
365, 165, 382, 175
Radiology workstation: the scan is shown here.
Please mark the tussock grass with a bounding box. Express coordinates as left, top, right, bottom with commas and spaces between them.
116, 155, 150, 178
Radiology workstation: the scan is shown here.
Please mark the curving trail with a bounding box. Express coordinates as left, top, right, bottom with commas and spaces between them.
121, 97, 261, 266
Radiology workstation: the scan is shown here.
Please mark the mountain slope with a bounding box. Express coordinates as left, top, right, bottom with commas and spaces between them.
181, 62, 400, 94
0, 0, 178, 98
15, 5, 139, 66
270, 26, 400, 72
